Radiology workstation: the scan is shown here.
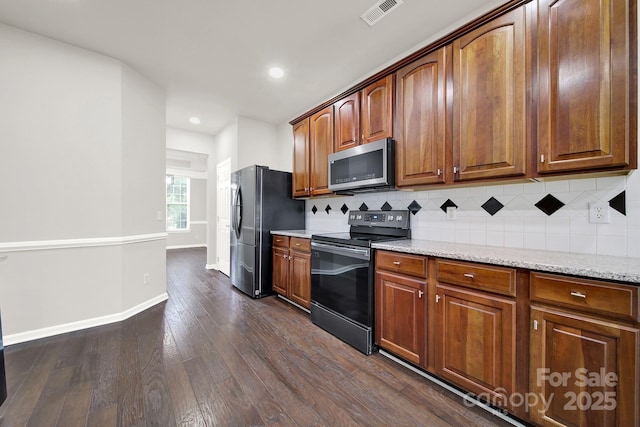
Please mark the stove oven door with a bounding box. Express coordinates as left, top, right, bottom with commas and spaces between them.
310, 240, 375, 354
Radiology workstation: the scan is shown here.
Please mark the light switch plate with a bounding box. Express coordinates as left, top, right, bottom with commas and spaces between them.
446, 206, 457, 220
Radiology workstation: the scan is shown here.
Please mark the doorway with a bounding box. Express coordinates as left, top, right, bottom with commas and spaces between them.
216, 158, 231, 276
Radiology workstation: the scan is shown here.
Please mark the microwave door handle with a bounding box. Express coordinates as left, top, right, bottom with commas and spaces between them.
311, 241, 370, 260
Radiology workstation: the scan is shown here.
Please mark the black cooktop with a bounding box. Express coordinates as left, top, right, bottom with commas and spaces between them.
311, 210, 411, 248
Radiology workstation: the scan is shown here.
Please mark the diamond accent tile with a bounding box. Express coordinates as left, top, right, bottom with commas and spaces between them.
439, 199, 458, 213
481, 197, 504, 216
609, 191, 626, 215
340, 203, 349, 214
534, 194, 565, 216
407, 200, 422, 215
359, 202, 369, 211
381, 202, 393, 211
325, 205, 332, 214
311, 205, 318, 215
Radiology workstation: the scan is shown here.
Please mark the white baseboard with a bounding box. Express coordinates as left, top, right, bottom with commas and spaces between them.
166, 244, 207, 250
205, 263, 218, 270
3, 292, 169, 346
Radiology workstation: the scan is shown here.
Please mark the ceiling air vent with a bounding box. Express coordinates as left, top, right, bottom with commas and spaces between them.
361, 0, 403, 26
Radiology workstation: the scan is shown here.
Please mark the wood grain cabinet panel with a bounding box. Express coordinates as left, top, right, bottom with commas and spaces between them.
361, 75, 394, 144
395, 47, 449, 186
435, 284, 517, 411
537, 0, 634, 173
376, 271, 426, 366
271, 235, 311, 310
272, 246, 289, 296
292, 119, 310, 197
452, 6, 527, 181
334, 92, 360, 152
309, 106, 334, 196
529, 305, 640, 427
333, 75, 393, 152
289, 250, 311, 309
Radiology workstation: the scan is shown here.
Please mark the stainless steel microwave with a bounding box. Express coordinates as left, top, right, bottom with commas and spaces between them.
328, 138, 395, 193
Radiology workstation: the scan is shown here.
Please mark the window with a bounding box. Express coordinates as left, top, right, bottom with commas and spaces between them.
166, 175, 190, 230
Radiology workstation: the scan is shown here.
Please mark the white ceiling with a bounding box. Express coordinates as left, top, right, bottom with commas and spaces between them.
0, 0, 503, 136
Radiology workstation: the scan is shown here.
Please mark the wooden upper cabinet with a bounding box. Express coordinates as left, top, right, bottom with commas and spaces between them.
334, 92, 360, 152
537, 0, 634, 173
395, 47, 450, 187
309, 106, 334, 196
361, 75, 394, 144
333, 75, 393, 152
292, 118, 310, 197
452, 6, 527, 181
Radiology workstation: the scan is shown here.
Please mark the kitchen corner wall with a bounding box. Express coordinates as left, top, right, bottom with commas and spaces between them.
0, 24, 167, 343
305, 170, 640, 258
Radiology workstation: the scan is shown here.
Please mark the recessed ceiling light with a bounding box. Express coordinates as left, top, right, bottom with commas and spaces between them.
189, 117, 201, 125
269, 67, 284, 79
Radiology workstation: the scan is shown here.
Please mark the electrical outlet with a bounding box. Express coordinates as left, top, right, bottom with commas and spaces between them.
143, 273, 150, 285
589, 202, 611, 224
446, 206, 457, 220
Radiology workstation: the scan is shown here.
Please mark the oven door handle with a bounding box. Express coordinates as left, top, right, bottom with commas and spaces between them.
311, 241, 370, 260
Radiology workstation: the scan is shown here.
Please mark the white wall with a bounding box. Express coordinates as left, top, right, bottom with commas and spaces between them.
0, 24, 167, 343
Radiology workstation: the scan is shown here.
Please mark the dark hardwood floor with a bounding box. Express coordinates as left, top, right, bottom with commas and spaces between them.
0, 248, 514, 426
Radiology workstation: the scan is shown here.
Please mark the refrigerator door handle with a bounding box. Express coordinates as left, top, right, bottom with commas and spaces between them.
232, 187, 243, 239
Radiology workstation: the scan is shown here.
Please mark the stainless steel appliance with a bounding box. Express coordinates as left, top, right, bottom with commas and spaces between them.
230, 165, 305, 298
310, 210, 410, 354
328, 138, 395, 193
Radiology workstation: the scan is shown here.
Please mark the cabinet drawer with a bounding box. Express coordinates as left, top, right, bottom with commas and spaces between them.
436, 259, 516, 297
290, 237, 310, 253
530, 272, 639, 321
272, 235, 289, 248
376, 251, 427, 278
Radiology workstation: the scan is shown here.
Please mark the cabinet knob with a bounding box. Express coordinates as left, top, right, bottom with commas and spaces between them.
437, 169, 442, 176
453, 166, 459, 174
570, 291, 586, 299
418, 290, 424, 298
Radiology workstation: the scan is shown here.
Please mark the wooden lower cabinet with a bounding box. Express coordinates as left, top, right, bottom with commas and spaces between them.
375, 271, 426, 366
435, 284, 517, 412
529, 306, 640, 427
271, 236, 311, 310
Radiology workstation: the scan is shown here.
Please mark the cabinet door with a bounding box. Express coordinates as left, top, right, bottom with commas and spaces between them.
529, 306, 639, 427
395, 48, 449, 187
361, 75, 394, 144
309, 106, 334, 196
272, 247, 289, 295
289, 250, 311, 309
376, 271, 426, 366
435, 284, 516, 410
292, 118, 310, 197
452, 6, 527, 181
334, 93, 360, 152
537, 0, 632, 173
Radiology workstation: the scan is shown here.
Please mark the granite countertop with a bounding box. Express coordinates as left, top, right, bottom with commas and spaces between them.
270, 229, 328, 239
372, 239, 640, 284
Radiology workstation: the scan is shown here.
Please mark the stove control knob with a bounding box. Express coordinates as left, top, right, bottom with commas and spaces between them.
356, 215, 362, 220
388, 216, 395, 221
397, 215, 403, 221
350, 214, 355, 220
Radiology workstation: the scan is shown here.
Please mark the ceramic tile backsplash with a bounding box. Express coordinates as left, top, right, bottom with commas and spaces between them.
305, 169, 640, 258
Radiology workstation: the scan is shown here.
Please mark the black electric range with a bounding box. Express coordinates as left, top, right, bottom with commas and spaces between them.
310, 210, 411, 354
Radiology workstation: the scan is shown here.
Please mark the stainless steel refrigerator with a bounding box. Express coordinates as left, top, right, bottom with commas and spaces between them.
230, 165, 305, 298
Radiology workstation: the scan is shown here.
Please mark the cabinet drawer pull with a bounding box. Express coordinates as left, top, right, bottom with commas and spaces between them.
570, 291, 586, 299
295, 243, 301, 246
418, 290, 424, 298
392, 261, 401, 265
463, 273, 474, 279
